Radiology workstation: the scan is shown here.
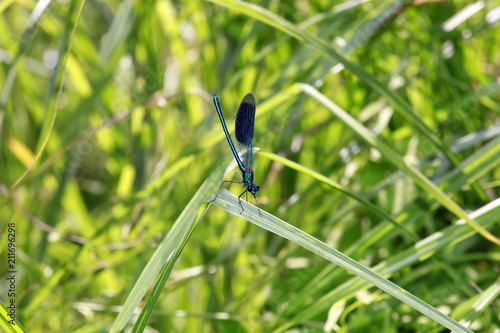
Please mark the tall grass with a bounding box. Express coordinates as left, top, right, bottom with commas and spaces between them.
1, 0, 499, 332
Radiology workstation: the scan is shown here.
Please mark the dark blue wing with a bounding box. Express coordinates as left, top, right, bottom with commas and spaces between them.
234, 93, 256, 169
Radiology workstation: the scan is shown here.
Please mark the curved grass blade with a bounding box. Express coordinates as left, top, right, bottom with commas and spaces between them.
276, 198, 500, 331
210, 189, 474, 333
5, 0, 86, 196
234, 134, 500, 326
131, 204, 209, 332
258, 150, 420, 241
273, 134, 500, 322
110, 154, 234, 333
458, 275, 500, 328
0, 301, 28, 333
208, 1, 489, 204
206, 0, 460, 167
224, 0, 370, 90
299, 83, 500, 245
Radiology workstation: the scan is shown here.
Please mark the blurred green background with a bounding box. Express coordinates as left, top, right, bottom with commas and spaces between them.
1, 0, 500, 332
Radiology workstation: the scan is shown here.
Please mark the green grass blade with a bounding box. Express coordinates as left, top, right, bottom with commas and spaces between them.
299, 83, 500, 245
259, 150, 420, 241
131, 204, 209, 332
110, 157, 230, 332
0, 301, 28, 333
279, 198, 500, 330
458, 275, 500, 328
441, 135, 500, 192
206, 0, 459, 164
211, 189, 474, 333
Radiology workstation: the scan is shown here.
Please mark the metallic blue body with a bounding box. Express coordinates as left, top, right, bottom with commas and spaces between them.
212, 94, 260, 210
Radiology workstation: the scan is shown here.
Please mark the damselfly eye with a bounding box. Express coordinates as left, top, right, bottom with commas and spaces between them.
248, 185, 259, 194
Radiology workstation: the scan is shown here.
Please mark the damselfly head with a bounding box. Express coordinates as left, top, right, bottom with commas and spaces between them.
248, 184, 259, 195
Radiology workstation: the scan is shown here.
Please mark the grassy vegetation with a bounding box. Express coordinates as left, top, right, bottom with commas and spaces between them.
1, 0, 500, 332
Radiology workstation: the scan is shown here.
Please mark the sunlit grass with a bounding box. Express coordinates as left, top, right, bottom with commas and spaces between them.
1, 0, 499, 332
